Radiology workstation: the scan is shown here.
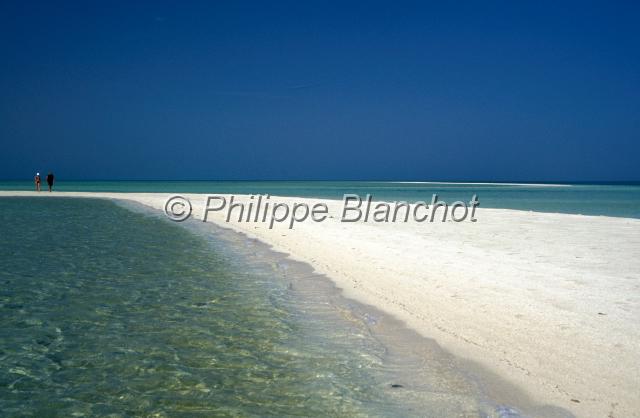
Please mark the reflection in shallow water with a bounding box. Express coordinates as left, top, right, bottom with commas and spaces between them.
0, 197, 560, 417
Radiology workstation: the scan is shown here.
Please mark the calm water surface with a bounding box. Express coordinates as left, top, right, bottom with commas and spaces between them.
1, 181, 639, 218
0, 197, 533, 417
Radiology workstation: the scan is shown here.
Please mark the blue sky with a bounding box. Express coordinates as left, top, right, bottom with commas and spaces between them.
1, 1, 638, 181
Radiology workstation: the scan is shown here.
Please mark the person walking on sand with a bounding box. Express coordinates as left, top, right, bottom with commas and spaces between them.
46, 172, 55, 192
34, 172, 41, 191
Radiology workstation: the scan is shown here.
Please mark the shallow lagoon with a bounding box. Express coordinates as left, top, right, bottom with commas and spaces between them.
0, 197, 570, 417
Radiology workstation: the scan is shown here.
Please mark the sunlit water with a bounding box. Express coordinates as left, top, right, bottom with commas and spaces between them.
0, 197, 552, 417
1, 180, 639, 218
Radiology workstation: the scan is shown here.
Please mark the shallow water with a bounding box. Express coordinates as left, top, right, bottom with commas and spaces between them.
1, 180, 639, 218
0, 197, 570, 417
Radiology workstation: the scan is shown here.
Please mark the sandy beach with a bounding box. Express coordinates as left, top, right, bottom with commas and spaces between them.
3, 191, 639, 417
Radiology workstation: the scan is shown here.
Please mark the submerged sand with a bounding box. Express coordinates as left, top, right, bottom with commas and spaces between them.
2, 191, 639, 417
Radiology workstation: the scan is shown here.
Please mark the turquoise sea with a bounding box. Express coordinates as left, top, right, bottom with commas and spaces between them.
2, 180, 628, 416
1, 180, 639, 218
1, 197, 553, 417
